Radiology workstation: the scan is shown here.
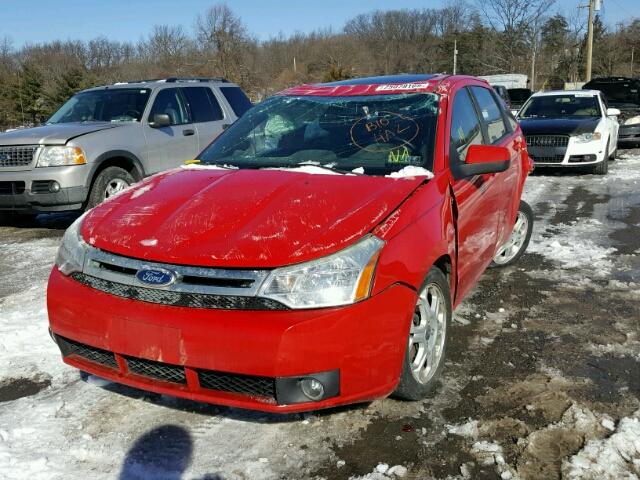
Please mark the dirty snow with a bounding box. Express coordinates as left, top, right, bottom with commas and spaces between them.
563, 411, 640, 479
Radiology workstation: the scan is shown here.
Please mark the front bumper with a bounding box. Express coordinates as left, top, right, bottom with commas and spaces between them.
0, 165, 89, 212
47, 267, 417, 413
528, 137, 607, 167
618, 124, 640, 147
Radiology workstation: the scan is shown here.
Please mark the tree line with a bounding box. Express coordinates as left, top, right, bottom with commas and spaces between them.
0, 0, 638, 129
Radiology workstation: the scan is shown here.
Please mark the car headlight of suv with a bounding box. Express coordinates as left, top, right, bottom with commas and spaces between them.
258, 235, 385, 309
55, 214, 89, 275
37, 146, 86, 167
573, 132, 602, 143
624, 116, 640, 126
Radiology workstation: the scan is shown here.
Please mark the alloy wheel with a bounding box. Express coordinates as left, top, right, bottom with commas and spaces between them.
493, 211, 529, 265
104, 178, 129, 199
408, 283, 447, 385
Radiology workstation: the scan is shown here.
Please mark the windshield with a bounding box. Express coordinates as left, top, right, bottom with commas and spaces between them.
198, 93, 439, 175
588, 82, 640, 106
519, 94, 601, 119
47, 88, 151, 124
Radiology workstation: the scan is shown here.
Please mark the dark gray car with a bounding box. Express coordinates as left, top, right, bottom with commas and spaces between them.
0, 77, 251, 216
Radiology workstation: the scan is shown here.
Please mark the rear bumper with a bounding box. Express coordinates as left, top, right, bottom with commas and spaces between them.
47, 267, 417, 413
0, 165, 89, 212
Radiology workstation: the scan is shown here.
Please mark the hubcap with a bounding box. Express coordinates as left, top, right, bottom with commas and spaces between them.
493, 211, 529, 265
408, 283, 447, 385
104, 178, 129, 199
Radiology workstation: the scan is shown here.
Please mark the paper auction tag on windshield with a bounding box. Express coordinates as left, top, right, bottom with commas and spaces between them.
375, 82, 431, 92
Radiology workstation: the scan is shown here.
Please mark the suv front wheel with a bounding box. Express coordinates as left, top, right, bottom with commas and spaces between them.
87, 166, 135, 209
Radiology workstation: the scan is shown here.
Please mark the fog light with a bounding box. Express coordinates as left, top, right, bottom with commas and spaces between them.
300, 378, 325, 401
49, 181, 61, 193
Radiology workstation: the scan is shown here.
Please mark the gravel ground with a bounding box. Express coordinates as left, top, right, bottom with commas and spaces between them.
0, 150, 639, 480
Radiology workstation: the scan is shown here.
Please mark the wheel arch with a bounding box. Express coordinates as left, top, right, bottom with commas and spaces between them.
86, 151, 145, 191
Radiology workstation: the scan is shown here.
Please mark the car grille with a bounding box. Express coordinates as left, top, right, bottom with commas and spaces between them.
31, 180, 53, 194
56, 335, 119, 369
55, 335, 277, 400
125, 356, 187, 384
70, 272, 288, 310
0, 145, 38, 168
0, 181, 26, 195
198, 370, 276, 398
529, 154, 565, 164
525, 135, 569, 148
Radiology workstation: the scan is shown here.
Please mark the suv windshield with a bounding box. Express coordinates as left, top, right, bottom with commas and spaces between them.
198, 93, 439, 175
47, 88, 151, 124
519, 94, 601, 119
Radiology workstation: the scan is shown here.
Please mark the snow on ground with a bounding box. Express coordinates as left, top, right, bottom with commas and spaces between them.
562, 410, 640, 479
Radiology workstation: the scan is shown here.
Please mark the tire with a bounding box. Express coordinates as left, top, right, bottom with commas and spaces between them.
491, 200, 533, 268
591, 158, 608, 175
394, 267, 451, 401
86, 166, 135, 210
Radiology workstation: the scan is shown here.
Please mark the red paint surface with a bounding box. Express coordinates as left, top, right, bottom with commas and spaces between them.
48, 75, 530, 412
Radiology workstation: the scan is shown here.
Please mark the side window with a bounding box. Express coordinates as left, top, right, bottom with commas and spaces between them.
220, 87, 253, 117
182, 87, 224, 123
470, 86, 508, 144
148, 88, 190, 126
450, 88, 484, 163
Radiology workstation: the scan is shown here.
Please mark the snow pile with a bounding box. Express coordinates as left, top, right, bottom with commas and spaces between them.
386, 166, 434, 179
267, 165, 342, 175
562, 411, 640, 479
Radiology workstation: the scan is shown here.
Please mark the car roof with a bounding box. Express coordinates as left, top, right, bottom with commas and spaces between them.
81, 77, 237, 93
531, 90, 600, 97
278, 74, 490, 97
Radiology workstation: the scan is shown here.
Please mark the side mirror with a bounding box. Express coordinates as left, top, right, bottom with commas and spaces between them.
606, 108, 621, 117
149, 113, 171, 128
451, 145, 511, 179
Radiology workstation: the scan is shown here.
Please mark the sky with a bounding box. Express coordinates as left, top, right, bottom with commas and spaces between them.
0, 0, 638, 48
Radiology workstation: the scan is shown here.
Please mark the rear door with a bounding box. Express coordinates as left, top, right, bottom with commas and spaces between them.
143, 87, 200, 173
181, 86, 228, 152
448, 87, 502, 301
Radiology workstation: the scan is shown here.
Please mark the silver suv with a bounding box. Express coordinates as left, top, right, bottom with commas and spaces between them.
0, 77, 251, 215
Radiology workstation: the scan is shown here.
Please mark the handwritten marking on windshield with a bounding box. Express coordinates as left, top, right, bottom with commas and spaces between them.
350, 112, 419, 153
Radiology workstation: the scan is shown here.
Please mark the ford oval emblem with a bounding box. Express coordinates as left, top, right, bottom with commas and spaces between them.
135, 267, 176, 287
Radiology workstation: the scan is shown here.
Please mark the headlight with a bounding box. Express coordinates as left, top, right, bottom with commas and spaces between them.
624, 116, 640, 126
258, 235, 385, 309
37, 146, 86, 167
55, 214, 88, 275
573, 132, 602, 143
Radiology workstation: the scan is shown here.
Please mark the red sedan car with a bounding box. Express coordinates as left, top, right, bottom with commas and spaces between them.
48, 74, 534, 413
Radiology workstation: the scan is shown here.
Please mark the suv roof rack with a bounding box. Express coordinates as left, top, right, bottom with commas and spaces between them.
111, 77, 230, 86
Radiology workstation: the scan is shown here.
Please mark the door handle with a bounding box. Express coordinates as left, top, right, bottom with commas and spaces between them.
183, 129, 195, 136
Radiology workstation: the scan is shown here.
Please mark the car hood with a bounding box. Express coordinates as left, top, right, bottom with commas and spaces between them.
81, 168, 427, 268
0, 122, 121, 145
519, 117, 601, 136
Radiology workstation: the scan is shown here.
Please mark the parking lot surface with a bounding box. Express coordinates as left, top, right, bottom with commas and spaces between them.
1, 151, 639, 480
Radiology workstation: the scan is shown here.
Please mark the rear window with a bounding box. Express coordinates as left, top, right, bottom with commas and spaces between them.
220, 87, 253, 117
182, 87, 224, 122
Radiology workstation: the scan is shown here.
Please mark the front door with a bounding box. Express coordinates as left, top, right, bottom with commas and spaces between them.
143, 88, 200, 174
448, 87, 502, 302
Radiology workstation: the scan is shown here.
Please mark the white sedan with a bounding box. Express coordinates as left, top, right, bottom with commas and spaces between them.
517, 90, 619, 175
